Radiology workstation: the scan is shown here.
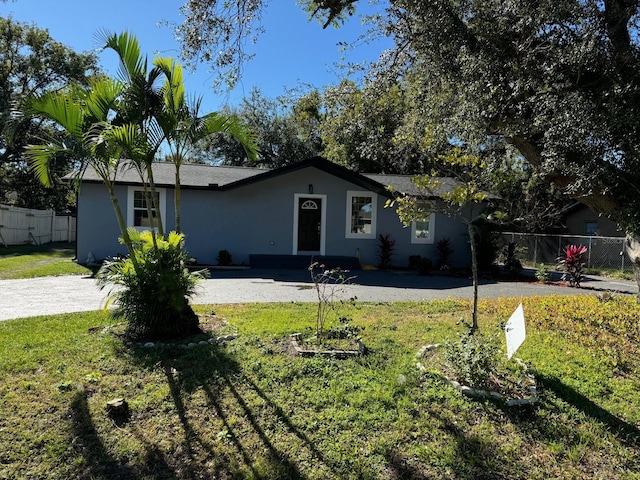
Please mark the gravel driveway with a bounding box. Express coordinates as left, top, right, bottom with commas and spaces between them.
0, 268, 636, 321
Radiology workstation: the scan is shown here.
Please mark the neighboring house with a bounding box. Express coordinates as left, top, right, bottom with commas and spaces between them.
561, 203, 624, 237
75, 156, 479, 268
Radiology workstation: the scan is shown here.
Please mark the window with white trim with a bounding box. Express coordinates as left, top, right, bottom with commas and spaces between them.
127, 187, 166, 230
411, 212, 435, 244
346, 191, 377, 239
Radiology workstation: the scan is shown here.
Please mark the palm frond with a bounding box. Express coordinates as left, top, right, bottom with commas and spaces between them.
154, 56, 185, 115
23, 144, 65, 187
96, 29, 145, 84
85, 76, 123, 122
200, 113, 260, 161
26, 92, 85, 139
106, 123, 145, 158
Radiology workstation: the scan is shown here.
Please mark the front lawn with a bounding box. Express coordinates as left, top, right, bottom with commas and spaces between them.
0, 242, 92, 279
0, 296, 638, 479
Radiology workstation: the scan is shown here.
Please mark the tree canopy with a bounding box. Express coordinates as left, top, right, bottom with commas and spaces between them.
379, 0, 640, 234
192, 88, 321, 167
176, 0, 640, 231
0, 17, 98, 210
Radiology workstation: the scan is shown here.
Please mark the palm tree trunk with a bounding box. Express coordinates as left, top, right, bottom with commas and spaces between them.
145, 163, 164, 237
175, 166, 182, 234
106, 183, 140, 272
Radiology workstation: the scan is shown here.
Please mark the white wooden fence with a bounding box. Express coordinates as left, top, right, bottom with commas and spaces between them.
0, 204, 76, 246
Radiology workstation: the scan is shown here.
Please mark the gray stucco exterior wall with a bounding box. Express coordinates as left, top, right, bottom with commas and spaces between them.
76, 165, 472, 268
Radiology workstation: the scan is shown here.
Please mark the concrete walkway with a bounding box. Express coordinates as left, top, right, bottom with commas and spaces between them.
0, 268, 636, 321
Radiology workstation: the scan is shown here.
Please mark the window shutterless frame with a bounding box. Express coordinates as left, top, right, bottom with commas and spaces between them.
345, 190, 377, 239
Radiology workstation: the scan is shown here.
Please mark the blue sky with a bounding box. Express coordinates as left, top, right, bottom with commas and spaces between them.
1, 0, 391, 111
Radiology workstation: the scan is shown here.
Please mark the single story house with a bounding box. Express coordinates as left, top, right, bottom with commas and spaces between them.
75, 156, 480, 269
561, 203, 624, 237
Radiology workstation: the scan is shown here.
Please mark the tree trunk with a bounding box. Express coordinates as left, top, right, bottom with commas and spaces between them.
175, 166, 182, 234
143, 162, 164, 238
624, 232, 640, 302
468, 221, 479, 333
106, 183, 140, 273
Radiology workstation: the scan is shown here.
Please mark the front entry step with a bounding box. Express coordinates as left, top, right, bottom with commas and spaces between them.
249, 254, 361, 270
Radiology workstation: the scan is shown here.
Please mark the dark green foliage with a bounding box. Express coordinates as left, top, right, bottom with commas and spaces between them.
0, 17, 97, 210
408, 255, 432, 275
97, 231, 207, 340
216, 249, 233, 266
377, 233, 395, 269
503, 242, 523, 277
321, 80, 446, 173
473, 216, 502, 271
325, 316, 363, 340
436, 237, 454, 270
193, 88, 321, 167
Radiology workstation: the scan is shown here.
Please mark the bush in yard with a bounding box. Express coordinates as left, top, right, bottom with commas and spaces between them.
558, 244, 588, 287
443, 332, 499, 391
502, 241, 523, 277
377, 233, 395, 269
97, 229, 208, 340
217, 249, 233, 266
408, 255, 433, 275
535, 263, 551, 283
436, 237, 454, 270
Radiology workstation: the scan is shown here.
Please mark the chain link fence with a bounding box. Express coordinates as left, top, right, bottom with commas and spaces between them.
502, 232, 632, 273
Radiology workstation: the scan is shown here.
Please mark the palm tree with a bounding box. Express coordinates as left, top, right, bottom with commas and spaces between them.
154, 57, 259, 232
24, 76, 142, 269
98, 30, 169, 236
26, 30, 258, 340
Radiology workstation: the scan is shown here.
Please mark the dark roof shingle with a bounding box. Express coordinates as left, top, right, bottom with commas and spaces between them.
78, 157, 492, 199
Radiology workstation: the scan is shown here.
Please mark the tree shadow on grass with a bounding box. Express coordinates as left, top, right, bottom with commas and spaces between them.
436, 413, 514, 479
68, 390, 175, 479
383, 450, 427, 479
160, 350, 253, 479
238, 373, 345, 476
160, 343, 349, 478
129, 340, 311, 478
536, 374, 640, 447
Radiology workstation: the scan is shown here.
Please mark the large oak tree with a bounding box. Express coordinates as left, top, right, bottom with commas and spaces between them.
176, 0, 640, 292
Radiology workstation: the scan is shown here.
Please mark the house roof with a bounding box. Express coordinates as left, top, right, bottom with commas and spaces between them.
79, 161, 265, 188
78, 156, 477, 198
362, 173, 467, 198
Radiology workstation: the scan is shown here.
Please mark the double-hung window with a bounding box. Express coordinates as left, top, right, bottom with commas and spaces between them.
128, 187, 166, 230
346, 191, 377, 239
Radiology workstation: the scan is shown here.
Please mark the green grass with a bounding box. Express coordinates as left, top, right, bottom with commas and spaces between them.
0, 242, 92, 279
583, 266, 635, 281
0, 296, 639, 479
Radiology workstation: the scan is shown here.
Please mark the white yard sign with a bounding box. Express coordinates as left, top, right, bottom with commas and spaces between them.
505, 303, 526, 359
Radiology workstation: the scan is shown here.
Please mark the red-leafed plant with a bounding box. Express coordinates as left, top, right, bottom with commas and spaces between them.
558, 244, 588, 287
